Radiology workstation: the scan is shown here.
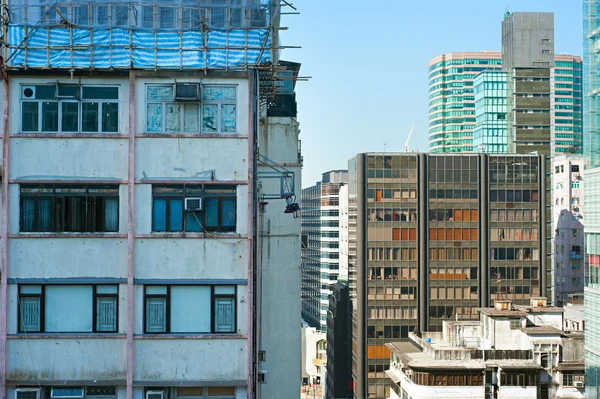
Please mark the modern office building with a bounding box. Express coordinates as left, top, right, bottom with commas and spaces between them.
348, 153, 548, 399
552, 157, 584, 306
387, 299, 585, 399
584, 0, 600, 169
325, 282, 351, 399
301, 170, 348, 331
428, 52, 503, 153
502, 12, 555, 156
0, 1, 303, 399
473, 71, 508, 153
585, 166, 600, 398
429, 41, 582, 154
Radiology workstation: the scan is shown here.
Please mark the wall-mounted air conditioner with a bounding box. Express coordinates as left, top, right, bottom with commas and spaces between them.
574, 381, 584, 388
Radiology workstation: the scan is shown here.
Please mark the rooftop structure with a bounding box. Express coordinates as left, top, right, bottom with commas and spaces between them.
387, 299, 584, 399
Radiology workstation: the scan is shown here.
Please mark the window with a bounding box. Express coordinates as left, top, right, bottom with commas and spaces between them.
145, 84, 236, 133
21, 85, 119, 133
20, 185, 119, 232
152, 185, 236, 233
144, 285, 236, 334
18, 285, 118, 333
202, 85, 237, 133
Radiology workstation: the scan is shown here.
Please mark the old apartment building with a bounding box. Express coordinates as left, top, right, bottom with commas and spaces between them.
0, 1, 302, 399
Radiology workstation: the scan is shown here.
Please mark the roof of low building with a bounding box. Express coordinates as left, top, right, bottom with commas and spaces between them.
520, 326, 563, 335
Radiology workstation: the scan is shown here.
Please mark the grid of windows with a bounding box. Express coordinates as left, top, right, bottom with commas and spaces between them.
20, 85, 119, 133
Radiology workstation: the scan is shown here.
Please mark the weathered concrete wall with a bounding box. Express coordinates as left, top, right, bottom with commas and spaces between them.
11, 138, 129, 180
133, 339, 246, 382
258, 116, 301, 399
134, 239, 248, 280
135, 138, 248, 182
9, 238, 128, 279
7, 339, 127, 381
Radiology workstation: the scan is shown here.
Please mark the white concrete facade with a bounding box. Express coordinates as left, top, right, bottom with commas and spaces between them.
0, 71, 301, 399
551, 157, 584, 305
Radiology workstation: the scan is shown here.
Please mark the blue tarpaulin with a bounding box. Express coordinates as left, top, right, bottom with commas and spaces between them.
6, 24, 272, 69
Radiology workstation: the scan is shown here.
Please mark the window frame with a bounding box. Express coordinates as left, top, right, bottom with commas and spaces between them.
20, 184, 120, 233
18, 284, 119, 333
143, 284, 237, 334
151, 184, 237, 233
144, 83, 238, 134
20, 84, 120, 134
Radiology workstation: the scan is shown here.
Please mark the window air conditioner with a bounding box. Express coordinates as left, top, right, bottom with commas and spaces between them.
574, 381, 584, 388
146, 391, 164, 399
258, 350, 267, 362
175, 83, 200, 101
16, 389, 41, 399
185, 197, 202, 211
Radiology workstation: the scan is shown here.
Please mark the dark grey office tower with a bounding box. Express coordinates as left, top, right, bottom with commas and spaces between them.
325, 282, 351, 399
348, 153, 548, 399
502, 12, 555, 155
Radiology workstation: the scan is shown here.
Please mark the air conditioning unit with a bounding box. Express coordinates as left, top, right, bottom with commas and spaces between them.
16, 388, 41, 399
574, 381, 584, 388
146, 391, 164, 399
175, 83, 200, 101
485, 385, 493, 393
185, 197, 202, 211
22, 85, 36, 99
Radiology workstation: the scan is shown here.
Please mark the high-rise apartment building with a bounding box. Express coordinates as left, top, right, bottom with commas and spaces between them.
325, 282, 351, 399
584, 0, 600, 169
552, 157, 584, 306
348, 153, 548, 399
429, 56, 583, 154
301, 170, 348, 331
0, 2, 303, 399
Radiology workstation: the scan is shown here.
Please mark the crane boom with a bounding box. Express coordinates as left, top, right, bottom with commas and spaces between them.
403, 122, 416, 152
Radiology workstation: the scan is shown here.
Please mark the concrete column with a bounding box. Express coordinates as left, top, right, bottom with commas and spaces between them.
480, 154, 489, 308
0, 76, 10, 399
355, 153, 366, 399
418, 154, 427, 332
126, 71, 136, 399
540, 155, 548, 299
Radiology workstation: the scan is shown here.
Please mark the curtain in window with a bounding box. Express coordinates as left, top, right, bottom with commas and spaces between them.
45, 286, 93, 332
22, 198, 35, 231
221, 198, 236, 229
146, 297, 167, 333
169, 199, 183, 231
104, 198, 119, 232
38, 198, 52, 231
204, 198, 218, 228
171, 286, 210, 332
153, 199, 167, 231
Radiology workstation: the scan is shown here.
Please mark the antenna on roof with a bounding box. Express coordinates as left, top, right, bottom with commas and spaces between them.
504, 8, 511, 19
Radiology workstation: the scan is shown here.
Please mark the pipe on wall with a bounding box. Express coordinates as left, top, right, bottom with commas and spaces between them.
246, 70, 256, 399
126, 71, 136, 399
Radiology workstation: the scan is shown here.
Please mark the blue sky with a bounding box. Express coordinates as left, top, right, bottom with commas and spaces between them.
279, 1, 583, 187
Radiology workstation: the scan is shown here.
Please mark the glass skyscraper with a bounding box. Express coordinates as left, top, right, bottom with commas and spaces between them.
473, 71, 508, 153
429, 52, 583, 155
584, 0, 600, 169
